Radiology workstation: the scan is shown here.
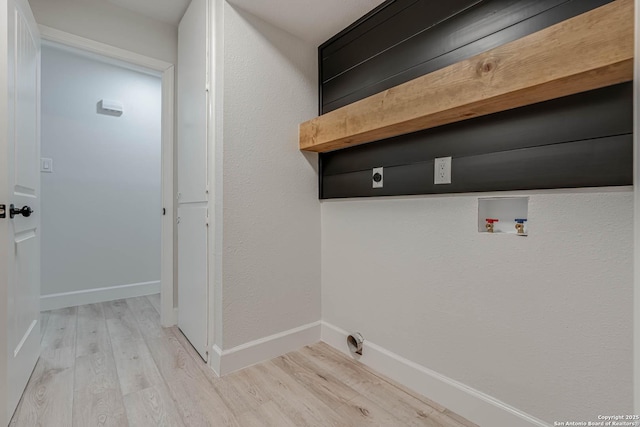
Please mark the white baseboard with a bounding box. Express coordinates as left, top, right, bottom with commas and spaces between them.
321, 321, 551, 427
212, 321, 321, 376
41, 280, 161, 311
210, 344, 222, 377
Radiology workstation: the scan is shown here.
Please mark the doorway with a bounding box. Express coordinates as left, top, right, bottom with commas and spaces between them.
38, 28, 176, 326
40, 42, 162, 310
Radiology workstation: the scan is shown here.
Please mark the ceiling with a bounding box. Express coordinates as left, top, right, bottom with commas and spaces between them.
227, 0, 386, 45
107, 0, 386, 45
106, 0, 191, 25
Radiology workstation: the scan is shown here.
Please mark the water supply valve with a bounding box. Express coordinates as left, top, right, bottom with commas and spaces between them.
515, 218, 527, 234
485, 218, 499, 233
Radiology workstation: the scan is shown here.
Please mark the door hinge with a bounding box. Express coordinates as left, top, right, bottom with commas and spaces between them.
0, 204, 5, 219
163, 208, 166, 216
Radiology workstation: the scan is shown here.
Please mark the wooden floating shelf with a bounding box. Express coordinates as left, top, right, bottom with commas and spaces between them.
299, 0, 634, 153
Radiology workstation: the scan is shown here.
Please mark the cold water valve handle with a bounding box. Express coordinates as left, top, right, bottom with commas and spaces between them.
485, 218, 499, 233
515, 218, 527, 234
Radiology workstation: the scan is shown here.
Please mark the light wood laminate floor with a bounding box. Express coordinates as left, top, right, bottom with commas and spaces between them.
10, 295, 477, 427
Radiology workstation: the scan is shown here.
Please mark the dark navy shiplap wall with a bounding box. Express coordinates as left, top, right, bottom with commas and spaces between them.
318, 0, 632, 199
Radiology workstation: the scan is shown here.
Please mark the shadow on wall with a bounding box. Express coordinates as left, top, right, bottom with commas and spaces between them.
228, 4, 315, 76
227, 3, 319, 174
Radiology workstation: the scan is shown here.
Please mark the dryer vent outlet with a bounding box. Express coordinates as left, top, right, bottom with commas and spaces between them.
372, 167, 383, 188
347, 332, 364, 356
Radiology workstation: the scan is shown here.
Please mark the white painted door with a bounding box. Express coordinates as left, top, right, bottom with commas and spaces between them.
0, 0, 40, 423
177, 0, 209, 360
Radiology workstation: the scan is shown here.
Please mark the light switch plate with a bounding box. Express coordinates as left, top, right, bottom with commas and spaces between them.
41, 158, 53, 173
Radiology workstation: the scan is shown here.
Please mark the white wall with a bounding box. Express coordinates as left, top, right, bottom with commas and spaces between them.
205, 3, 635, 421
219, 3, 321, 349
41, 45, 162, 302
28, 0, 177, 63
322, 188, 633, 423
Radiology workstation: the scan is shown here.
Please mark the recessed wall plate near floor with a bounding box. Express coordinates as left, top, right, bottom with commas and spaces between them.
372, 167, 383, 188
434, 157, 451, 184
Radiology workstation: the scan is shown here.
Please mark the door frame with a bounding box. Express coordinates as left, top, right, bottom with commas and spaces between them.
38, 26, 177, 327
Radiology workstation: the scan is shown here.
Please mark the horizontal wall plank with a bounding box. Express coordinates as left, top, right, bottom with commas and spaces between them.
322, 83, 632, 176
322, 0, 613, 113
321, 0, 479, 83
301, 0, 633, 153
322, 135, 632, 198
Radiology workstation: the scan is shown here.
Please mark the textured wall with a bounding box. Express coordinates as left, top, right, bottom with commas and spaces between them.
220, 4, 321, 349
321, 189, 633, 423
41, 46, 162, 295
29, 0, 177, 63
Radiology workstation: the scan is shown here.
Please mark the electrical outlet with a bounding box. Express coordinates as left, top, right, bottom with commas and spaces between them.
434, 157, 451, 184
372, 167, 383, 188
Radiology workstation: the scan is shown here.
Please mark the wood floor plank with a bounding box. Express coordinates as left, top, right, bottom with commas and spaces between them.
238, 401, 308, 427
73, 303, 131, 425
306, 344, 477, 427
133, 321, 215, 386
41, 306, 77, 350
167, 377, 241, 427
126, 297, 214, 384
252, 401, 301, 427
235, 365, 317, 427
128, 299, 238, 426
146, 293, 162, 315
299, 344, 440, 426
10, 346, 75, 426
246, 361, 346, 427
111, 337, 164, 396
157, 335, 239, 427
236, 400, 307, 427
271, 352, 359, 410
11, 306, 77, 426
168, 326, 207, 365
312, 342, 451, 414
336, 395, 405, 427
235, 410, 266, 427
106, 300, 163, 396
211, 371, 258, 417
225, 369, 272, 407
73, 351, 128, 427
103, 300, 143, 342
76, 303, 109, 357
143, 334, 203, 383
123, 383, 185, 427
125, 296, 165, 340
15, 299, 477, 427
